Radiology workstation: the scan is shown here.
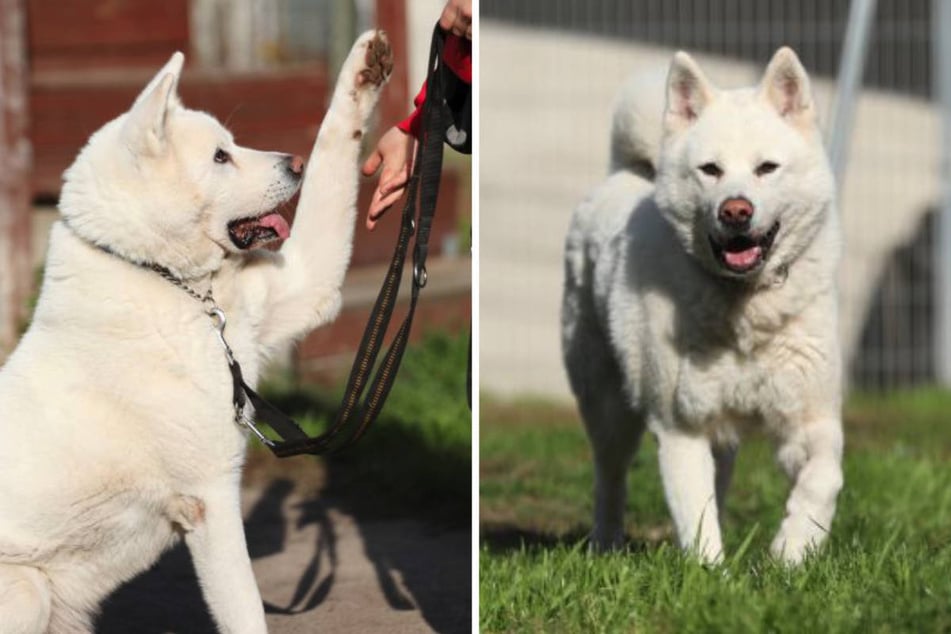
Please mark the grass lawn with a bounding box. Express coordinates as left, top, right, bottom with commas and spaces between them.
254, 330, 472, 526
480, 391, 951, 633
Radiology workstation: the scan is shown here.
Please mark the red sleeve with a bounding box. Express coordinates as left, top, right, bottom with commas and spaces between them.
396, 35, 471, 139
443, 34, 472, 83
397, 81, 427, 138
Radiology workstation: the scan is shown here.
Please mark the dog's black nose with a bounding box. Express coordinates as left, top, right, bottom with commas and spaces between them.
718, 197, 754, 229
284, 154, 304, 178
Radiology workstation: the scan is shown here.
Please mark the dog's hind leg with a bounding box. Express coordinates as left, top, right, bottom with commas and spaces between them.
0, 564, 51, 633
584, 391, 644, 552
564, 321, 644, 551
713, 442, 738, 512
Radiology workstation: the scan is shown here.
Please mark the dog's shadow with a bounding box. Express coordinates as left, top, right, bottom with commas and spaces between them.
478, 524, 652, 557
97, 391, 470, 634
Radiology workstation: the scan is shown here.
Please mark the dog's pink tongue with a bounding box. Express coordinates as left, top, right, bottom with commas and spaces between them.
259, 212, 290, 240
724, 245, 761, 269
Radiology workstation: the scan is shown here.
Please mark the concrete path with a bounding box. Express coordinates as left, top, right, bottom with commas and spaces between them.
96, 475, 470, 633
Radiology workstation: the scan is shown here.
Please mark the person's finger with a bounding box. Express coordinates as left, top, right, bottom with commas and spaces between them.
366, 190, 387, 230
361, 150, 382, 177
465, 24, 472, 40
379, 169, 409, 196
374, 189, 405, 215
439, 5, 458, 31
366, 189, 401, 230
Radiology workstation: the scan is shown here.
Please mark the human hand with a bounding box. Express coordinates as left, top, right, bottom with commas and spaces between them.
439, 0, 472, 39
361, 126, 416, 231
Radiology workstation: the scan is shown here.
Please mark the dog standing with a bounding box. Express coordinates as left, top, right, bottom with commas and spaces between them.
562, 48, 843, 564
0, 31, 391, 633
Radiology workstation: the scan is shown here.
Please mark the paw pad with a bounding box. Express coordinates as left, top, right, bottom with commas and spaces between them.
358, 31, 394, 87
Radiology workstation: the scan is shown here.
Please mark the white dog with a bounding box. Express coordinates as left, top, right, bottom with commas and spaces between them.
562, 48, 843, 564
0, 31, 391, 632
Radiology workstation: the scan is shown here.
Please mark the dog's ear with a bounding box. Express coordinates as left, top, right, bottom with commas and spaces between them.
664, 52, 716, 134
759, 47, 815, 124
122, 52, 184, 156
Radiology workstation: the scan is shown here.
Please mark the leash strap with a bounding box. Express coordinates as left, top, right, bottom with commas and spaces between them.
243, 25, 451, 456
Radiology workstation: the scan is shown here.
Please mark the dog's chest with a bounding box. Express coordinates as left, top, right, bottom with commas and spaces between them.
671, 327, 822, 432
150, 300, 261, 400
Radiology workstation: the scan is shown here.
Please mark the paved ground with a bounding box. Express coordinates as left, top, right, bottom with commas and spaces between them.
96, 466, 470, 633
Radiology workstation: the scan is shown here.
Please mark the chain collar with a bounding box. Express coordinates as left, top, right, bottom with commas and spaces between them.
61, 218, 215, 303
59, 218, 266, 435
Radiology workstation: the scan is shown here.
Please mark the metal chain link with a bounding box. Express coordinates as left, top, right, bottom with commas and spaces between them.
147, 263, 214, 305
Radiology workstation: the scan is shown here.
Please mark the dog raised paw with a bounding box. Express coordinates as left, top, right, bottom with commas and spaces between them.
334, 30, 392, 128
357, 31, 394, 88
344, 30, 393, 94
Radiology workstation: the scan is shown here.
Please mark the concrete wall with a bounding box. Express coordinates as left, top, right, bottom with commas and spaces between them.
479, 22, 940, 401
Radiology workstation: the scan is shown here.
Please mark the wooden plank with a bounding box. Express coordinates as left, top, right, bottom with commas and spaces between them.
27, 0, 189, 71
375, 0, 410, 131
29, 65, 330, 196
0, 0, 33, 354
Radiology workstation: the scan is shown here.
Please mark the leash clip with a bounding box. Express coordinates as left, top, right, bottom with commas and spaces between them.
236, 410, 276, 447
208, 307, 236, 364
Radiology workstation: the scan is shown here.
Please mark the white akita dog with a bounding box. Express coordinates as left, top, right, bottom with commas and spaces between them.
562, 48, 842, 564
0, 31, 392, 632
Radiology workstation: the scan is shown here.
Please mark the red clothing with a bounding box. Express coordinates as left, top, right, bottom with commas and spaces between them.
397, 34, 472, 138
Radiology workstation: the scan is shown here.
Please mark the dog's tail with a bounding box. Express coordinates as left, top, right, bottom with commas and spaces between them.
609, 70, 667, 181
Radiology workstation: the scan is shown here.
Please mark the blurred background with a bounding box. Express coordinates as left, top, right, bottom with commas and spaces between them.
480, 0, 946, 400
0, 1, 470, 632
0, 0, 471, 383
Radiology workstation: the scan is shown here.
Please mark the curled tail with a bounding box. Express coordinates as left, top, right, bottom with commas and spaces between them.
609, 70, 667, 181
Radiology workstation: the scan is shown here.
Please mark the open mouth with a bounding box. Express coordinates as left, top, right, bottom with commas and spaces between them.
708, 222, 780, 275
227, 209, 291, 250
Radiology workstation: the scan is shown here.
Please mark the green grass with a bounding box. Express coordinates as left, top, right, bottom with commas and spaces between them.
258, 330, 471, 526
480, 392, 951, 633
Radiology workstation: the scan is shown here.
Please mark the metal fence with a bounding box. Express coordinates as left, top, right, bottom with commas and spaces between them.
483, 0, 939, 391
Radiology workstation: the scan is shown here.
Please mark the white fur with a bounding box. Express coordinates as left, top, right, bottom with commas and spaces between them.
562, 48, 843, 565
0, 31, 390, 632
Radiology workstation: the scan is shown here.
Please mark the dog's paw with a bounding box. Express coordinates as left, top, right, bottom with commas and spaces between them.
355, 30, 394, 89
769, 532, 819, 565
332, 30, 392, 129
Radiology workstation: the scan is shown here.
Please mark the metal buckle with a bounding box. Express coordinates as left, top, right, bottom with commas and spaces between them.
413, 262, 428, 288
237, 410, 276, 447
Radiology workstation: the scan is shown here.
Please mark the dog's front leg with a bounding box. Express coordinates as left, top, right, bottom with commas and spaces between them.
175, 487, 267, 634
654, 426, 723, 563
253, 30, 393, 351
771, 416, 844, 564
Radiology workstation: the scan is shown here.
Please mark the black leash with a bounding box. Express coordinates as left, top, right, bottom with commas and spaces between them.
217, 25, 452, 456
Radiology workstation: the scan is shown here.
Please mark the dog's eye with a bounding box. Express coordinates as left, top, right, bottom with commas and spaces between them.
214, 149, 232, 164
698, 162, 723, 178
755, 161, 779, 176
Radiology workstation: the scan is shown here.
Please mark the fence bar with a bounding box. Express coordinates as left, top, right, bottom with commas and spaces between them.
933, 0, 951, 385
827, 0, 877, 184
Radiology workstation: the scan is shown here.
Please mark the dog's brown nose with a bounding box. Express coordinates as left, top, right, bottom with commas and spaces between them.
286, 154, 305, 176
718, 197, 754, 228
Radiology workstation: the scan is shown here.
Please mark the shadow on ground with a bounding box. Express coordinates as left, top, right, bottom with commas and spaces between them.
97, 389, 471, 634
479, 524, 653, 557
